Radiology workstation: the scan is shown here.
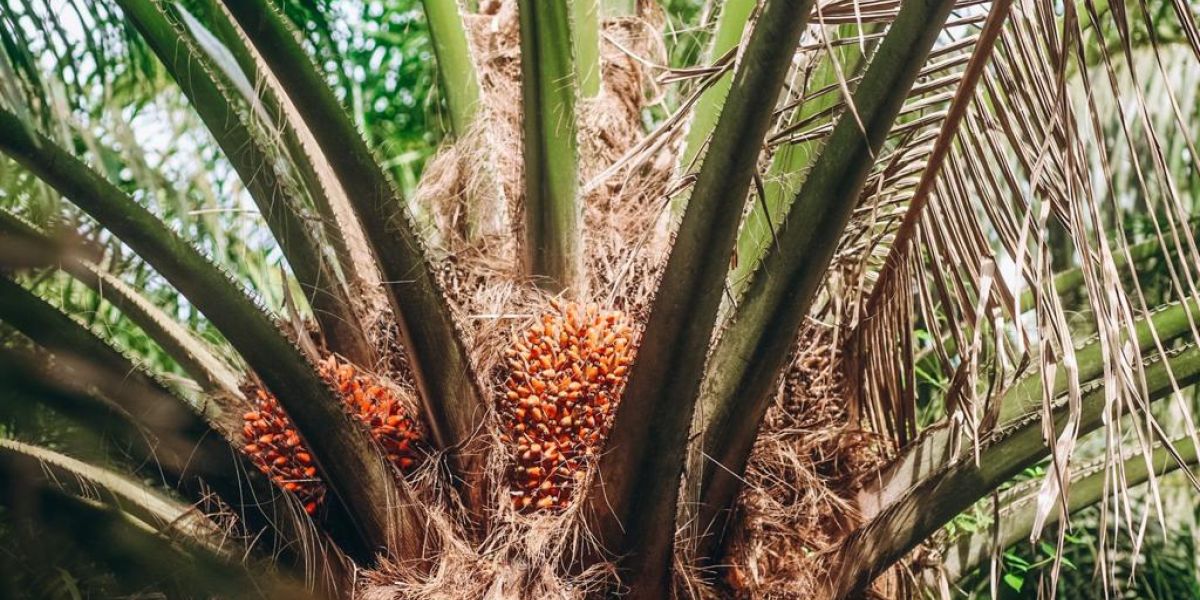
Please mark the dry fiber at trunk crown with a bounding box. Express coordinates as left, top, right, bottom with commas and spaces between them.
418, 0, 669, 249
241, 355, 426, 515
722, 326, 891, 597
498, 301, 638, 512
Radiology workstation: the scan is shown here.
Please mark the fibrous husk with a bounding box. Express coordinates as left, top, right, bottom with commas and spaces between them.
415, 0, 673, 289
718, 324, 891, 599
358, 3, 670, 598
359, 2, 892, 598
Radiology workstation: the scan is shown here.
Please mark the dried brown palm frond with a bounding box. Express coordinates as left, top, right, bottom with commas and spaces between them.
826, 0, 1200, 595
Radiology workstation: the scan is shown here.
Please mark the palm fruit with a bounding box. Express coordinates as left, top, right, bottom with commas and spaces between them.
497, 301, 637, 513
241, 355, 424, 514
316, 356, 424, 473
242, 387, 324, 514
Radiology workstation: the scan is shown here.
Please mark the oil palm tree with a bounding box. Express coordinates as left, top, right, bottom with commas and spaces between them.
1, 0, 1199, 598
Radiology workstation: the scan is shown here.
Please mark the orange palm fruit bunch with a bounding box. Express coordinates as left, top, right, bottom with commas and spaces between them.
241, 355, 424, 515
497, 301, 637, 513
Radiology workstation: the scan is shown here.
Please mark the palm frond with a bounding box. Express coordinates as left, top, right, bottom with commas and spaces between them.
928, 436, 1199, 588
587, 1, 816, 594
832, 0, 1200, 592
0, 276, 308, 534
115, 0, 373, 365
220, 2, 489, 518
689, 0, 959, 564
831, 340, 1200, 597
0, 451, 317, 599
0, 438, 231, 554
186, 0, 390, 346
0, 108, 419, 560
0, 207, 242, 397
518, 0, 583, 292
862, 299, 1200, 516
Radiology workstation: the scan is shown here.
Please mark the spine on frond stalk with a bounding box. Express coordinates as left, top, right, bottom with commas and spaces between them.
242, 356, 426, 514
497, 302, 636, 512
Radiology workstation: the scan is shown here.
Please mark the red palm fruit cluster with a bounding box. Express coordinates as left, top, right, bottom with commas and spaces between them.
497, 301, 637, 513
242, 387, 324, 514
241, 355, 424, 515
315, 356, 424, 472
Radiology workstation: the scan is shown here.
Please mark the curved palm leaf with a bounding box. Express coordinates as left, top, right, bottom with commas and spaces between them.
0, 342, 345, 582
0, 344, 192, 473
689, 0, 959, 563
586, 1, 817, 595
219, 1, 488, 516
0, 455, 317, 599
0, 109, 420, 560
829, 342, 1200, 598
116, 0, 372, 365
0, 276, 307, 542
861, 299, 1200, 519
931, 436, 1199, 587
0, 438, 230, 554
0, 207, 243, 398
182, 0, 386, 323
